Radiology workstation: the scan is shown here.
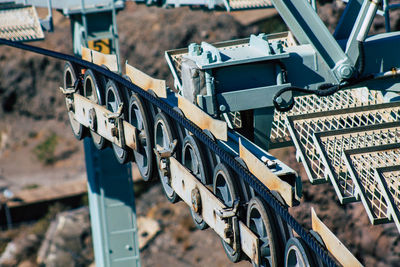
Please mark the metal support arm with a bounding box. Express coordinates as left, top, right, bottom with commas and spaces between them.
270, 0, 355, 81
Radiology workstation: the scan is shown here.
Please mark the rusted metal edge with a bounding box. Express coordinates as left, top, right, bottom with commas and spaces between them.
177, 94, 227, 141
311, 208, 363, 267
238, 139, 294, 206
125, 62, 167, 98
81, 46, 118, 72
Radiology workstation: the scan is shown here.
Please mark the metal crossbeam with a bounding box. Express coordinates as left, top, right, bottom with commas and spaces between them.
286, 100, 400, 185
344, 143, 400, 225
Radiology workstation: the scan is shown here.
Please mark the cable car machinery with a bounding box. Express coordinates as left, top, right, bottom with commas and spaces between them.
2, 0, 400, 266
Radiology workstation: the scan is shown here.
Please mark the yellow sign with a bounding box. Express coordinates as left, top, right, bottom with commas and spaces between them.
88, 39, 111, 55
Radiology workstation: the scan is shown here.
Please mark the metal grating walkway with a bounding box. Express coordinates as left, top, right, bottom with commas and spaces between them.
0, 6, 44, 41
344, 144, 400, 225
286, 101, 400, 185
270, 88, 384, 146
314, 122, 400, 203
286, 94, 400, 231
375, 165, 400, 233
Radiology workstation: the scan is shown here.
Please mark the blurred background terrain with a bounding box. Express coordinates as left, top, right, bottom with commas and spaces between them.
0, 1, 400, 266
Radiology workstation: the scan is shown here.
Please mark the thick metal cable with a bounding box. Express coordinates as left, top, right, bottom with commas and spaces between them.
0, 38, 338, 267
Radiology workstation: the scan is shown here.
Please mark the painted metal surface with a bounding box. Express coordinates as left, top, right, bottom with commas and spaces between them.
84, 139, 141, 267
165, 32, 296, 92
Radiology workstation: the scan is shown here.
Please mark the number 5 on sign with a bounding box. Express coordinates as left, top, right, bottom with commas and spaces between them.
88, 39, 111, 55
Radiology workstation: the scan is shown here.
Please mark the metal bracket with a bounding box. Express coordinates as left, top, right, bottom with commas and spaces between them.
104, 103, 124, 121
60, 73, 82, 94
153, 140, 178, 177
215, 200, 240, 249
215, 199, 240, 219
104, 103, 124, 140
59, 86, 77, 95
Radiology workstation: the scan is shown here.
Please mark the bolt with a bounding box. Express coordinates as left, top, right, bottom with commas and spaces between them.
205, 51, 213, 63
111, 127, 119, 138
338, 64, 353, 79
224, 228, 233, 239
159, 158, 169, 177
125, 245, 132, 251
219, 104, 226, 112
88, 108, 97, 131
191, 188, 201, 213
188, 43, 201, 56
66, 98, 74, 111
275, 96, 283, 104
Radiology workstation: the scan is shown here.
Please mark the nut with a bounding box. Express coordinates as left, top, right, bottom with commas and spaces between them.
191, 187, 201, 213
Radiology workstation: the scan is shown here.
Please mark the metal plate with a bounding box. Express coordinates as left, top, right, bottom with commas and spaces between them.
374, 165, 400, 234
343, 143, 400, 225
270, 88, 384, 147
0, 6, 44, 41
313, 122, 400, 203
286, 101, 400, 184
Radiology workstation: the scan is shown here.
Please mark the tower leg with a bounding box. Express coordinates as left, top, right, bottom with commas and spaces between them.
84, 138, 141, 267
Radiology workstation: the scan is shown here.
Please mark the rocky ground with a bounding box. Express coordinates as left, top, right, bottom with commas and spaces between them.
1, 0, 400, 266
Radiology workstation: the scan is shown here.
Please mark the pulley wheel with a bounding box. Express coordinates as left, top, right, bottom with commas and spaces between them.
63, 62, 87, 140
284, 237, 316, 267
105, 80, 132, 164
129, 93, 154, 181
213, 162, 242, 262
182, 134, 208, 230
84, 69, 107, 150
246, 197, 282, 267
154, 111, 179, 203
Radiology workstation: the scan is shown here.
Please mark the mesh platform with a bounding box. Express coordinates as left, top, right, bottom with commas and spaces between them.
286, 101, 400, 185
313, 122, 400, 203
0, 6, 44, 41
374, 165, 400, 233
270, 88, 384, 146
227, 0, 273, 10
344, 144, 400, 225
